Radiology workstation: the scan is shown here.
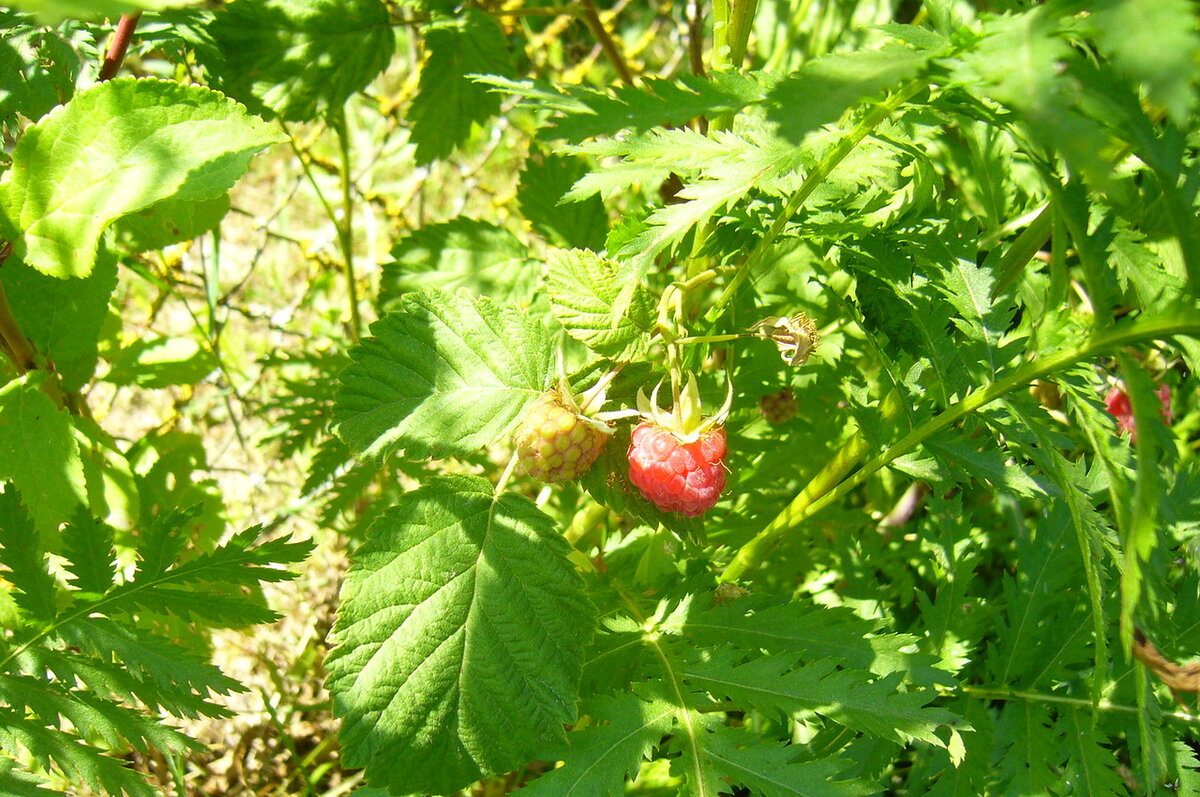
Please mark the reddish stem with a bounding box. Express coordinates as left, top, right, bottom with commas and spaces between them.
99, 12, 142, 82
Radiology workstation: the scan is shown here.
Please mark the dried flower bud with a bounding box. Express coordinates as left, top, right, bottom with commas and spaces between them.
751, 313, 819, 367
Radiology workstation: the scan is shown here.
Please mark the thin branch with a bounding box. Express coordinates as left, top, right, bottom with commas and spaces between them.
335, 113, 363, 344
0, 243, 37, 373
99, 12, 142, 82
579, 0, 636, 85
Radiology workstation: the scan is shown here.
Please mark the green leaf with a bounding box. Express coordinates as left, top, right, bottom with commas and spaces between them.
704, 727, 872, 797
2, 0, 198, 24
102, 335, 217, 389
546, 249, 654, 361
0, 10, 83, 130
378, 218, 536, 310
326, 475, 594, 795
681, 598, 945, 684
1061, 708, 1125, 797
518, 149, 608, 250
520, 692, 674, 796
208, 0, 394, 121
0, 707, 155, 797
683, 647, 956, 747
479, 70, 766, 144
334, 290, 553, 460
767, 45, 930, 143
74, 416, 140, 532
1091, 0, 1200, 126
0, 251, 118, 391
0, 489, 56, 621
0, 77, 284, 279
0, 373, 85, 532
61, 510, 116, 594
111, 194, 230, 253
409, 10, 514, 165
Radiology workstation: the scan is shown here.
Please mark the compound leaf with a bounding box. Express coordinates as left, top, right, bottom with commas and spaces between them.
520, 692, 674, 796
767, 45, 930, 143
326, 475, 593, 796
334, 290, 553, 460
0, 77, 283, 278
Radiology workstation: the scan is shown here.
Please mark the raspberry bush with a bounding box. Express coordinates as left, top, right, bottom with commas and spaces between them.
1, 0, 1200, 795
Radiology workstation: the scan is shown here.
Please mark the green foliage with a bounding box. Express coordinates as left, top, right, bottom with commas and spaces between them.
326, 475, 593, 795
408, 9, 515, 165
4, 1, 1200, 794
0, 489, 312, 794
0, 77, 284, 278
334, 289, 553, 460
208, 0, 395, 122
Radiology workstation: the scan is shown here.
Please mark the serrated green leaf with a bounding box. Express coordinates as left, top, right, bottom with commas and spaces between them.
0, 489, 56, 621
684, 647, 956, 746
0, 373, 85, 532
0, 251, 117, 391
334, 290, 553, 460
0, 77, 284, 279
518, 150, 608, 250
0, 706, 154, 797
61, 510, 115, 594
546, 249, 654, 361
409, 10, 514, 165
378, 218, 536, 310
704, 727, 872, 797
479, 70, 766, 144
326, 475, 594, 795
1061, 708, 1125, 797
767, 45, 930, 143
0, 11, 83, 130
1091, 0, 1200, 126
680, 598, 945, 684
209, 0, 394, 121
521, 692, 674, 796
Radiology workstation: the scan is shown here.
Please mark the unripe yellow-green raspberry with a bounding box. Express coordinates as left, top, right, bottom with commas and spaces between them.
514, 392, 611, 482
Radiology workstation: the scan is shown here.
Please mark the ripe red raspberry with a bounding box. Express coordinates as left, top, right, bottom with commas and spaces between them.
1105, 382, 1171, 443
515, 392, 611, 483
628, 421, 727, 517
759, 389, 798, 424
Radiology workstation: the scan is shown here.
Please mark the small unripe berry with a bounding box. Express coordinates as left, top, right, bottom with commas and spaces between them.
759, 389, 798, 424
515, 392, 611, 483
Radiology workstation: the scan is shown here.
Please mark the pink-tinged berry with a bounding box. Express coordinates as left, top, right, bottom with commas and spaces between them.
515, 391, 611, 483
628, 422, 727, 517
626, 373, 732, 517
1105, 382, 1172, 443
759, 389, 798, 424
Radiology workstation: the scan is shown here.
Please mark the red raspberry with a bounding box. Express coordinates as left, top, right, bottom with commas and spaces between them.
627, 421, 727, 517
759, 389, 798, 424
1105, 382, 1172, 443
515, 392, 610, 483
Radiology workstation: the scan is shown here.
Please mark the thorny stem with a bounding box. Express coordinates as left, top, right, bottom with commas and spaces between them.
705, 79, 926, 324
579, 0, 636, 86
721, 309, 1200, 581
335, 114, 363, 343
99, 12, 142, 81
